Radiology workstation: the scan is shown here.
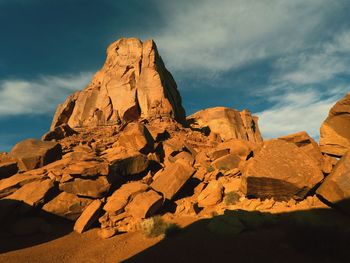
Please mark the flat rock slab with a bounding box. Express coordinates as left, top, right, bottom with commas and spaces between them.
151, 162, 195, 200
104, 182, 149, 214
5, 179, 54, 207
59, 176, 110, 199
241, 139, 324, 201
74, 200, 103, 233
125, 190, 163, 219
42, 192, 92, 221
317, 151, 350, 214
9, 139, 62, 171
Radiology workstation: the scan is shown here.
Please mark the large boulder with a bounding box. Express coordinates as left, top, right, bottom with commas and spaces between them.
197, 180, 223, 207
241, 140, 324, 201
115, 122, 154, 154
187, 107, 262, 143
50, 38, 186, 129
0, 173, 44, 198
59, 176, 110, 199
4, 179, 54, 207
9, 139, 62, 171
103, 182, 149, 214
42, 192, 92, 221
151, 162, 195, 200
320, 93, 350, 157
125, 190, 163, 219
279, 131, 324, 169
316, 151, 350, 214
74, 200, 103, 233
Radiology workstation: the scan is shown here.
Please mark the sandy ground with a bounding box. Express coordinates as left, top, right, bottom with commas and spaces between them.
1, 210, 350, 263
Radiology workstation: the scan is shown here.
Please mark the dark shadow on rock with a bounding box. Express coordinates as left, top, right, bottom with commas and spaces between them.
124, 203, 350, 263
0, 199, 73, 253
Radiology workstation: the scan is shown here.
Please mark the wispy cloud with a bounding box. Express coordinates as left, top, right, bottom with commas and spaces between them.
0, 72, 93, 117
153, 0, 341, 73
256, 86, 349, 139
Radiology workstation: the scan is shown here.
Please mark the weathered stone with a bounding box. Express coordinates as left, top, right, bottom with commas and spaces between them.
9, 139, 62, 171
322, 154, 338, 174
116, 122, 154, 154
316, 151, 350, 214
241, 140, 324, 201
216, 138, 255, 161
211, 154, 241, 171
279, 131, 323, 168
168, 151, 195, 166
64, 160, 109, 177
320, 92, 350, 157
5, 179, 54, 207
42, 192, 92, 221
103, 148, 149, 177
50, 38, 186, 129
103, 182, 149, 214
74, 200, 103, 233
0, 173, 43, 198
125, 190, 163, 219
197, 180, 223, 207
151, 162, 195, 200
59, 176, 110, 198
42, 124, 77, 141
207, 148, 230, 161
187, 107, 262, 143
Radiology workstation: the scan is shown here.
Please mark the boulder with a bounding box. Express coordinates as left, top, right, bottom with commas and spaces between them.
197, 180, 223, 207
5, 179, 54, 207
116, 122, 154, 154
103, 148, 149, 177
74, 200, 103, 233
241, 140, 324, 201
59, 176, 110, 198
103, 182, 149, 214
320, 92, 350, 157
211, 154, 241, 171
42, 124, 77, 141
50, 38, 186, 129
125, 190, 163, 219
316, 151, 350, 214
63, 160, 109, 177
279, 131, 323, 168
187, 107, 262, 143
151, 162, 195, 200
42, 192, 92, 221
216, 138, 255, 161
0, 173, 43, 198
9, 139, 62, 171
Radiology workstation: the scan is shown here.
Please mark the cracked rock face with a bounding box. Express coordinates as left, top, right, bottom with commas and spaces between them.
51, 38, 186, 130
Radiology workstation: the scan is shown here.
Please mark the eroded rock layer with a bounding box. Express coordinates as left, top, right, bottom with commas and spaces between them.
51, 38, 186, 129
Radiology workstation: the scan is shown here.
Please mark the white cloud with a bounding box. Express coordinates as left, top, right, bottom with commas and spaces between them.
256, 87, 349, 139
153, 0, 338, 72
0, 72, 93, 117
272, 31, 350, 85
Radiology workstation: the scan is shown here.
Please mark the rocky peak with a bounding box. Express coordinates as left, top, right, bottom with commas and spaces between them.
51, 38, 186, 130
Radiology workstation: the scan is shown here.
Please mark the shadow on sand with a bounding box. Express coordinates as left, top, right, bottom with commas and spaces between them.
0, 199, 73, 254
124, 202, 350, 263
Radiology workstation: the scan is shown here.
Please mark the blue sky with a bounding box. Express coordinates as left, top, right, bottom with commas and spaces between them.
1, 0, 350, 151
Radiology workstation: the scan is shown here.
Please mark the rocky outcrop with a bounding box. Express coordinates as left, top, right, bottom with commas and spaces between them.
317, 151, 350, 214
9, 139, 62, 171
187, 107, 262, 143
320, 93, 350, 157
241, 140, 324, 201
50, 38, 186, 129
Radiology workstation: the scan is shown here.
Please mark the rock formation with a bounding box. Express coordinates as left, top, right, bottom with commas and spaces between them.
2, 36, 350, 242
320, 92, 350, 157
187, 107, 262, 143
50, 38, 186, 129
